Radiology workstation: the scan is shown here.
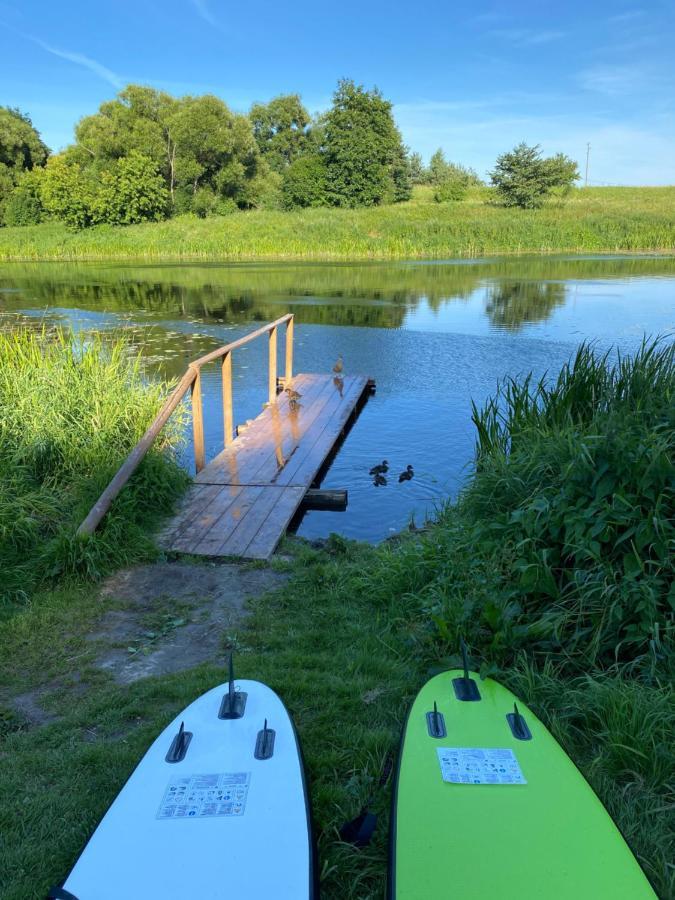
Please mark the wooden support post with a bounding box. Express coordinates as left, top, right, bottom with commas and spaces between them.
268, 326, 278, 405
222, 351, 233, 447
285, 316, 294, 385
191, 368, 205, 473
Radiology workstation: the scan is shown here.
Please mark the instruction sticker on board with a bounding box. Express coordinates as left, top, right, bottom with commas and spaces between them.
437, 748, 526, 785
157, 772, 250, 819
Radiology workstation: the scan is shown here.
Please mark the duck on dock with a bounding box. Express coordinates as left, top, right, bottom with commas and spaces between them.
369, 460, 389, 476
285, 386, 302, 411
398, 465, 414, 482
373, 472, 387, 487
333, 355, 344, 375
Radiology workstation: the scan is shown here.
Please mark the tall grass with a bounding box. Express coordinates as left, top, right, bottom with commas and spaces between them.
0, 186, 674, 261
0, 329, 188, 604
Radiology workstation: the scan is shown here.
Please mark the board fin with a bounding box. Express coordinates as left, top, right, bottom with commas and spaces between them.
507, 702, 532, 740
452, 638, 481, 701
218, 652, 247, 719
426, 700, 447, 737
254, 718, 276, 760
165, 720, 193, 763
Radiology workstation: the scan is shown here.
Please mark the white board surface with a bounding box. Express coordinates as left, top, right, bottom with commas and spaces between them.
63, 680, 313, 899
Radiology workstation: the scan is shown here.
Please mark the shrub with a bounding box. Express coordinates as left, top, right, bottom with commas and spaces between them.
40, 156, 97, 229
94, 151, 168, 225
282, 154, 328, 208
490, 142, 579, 208
433, 176, 469, 202
3, 169, 44, 225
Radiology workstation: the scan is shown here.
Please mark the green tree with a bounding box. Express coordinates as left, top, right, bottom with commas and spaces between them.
93, 151, 168, 225
490, 142, 579, 208
40, 156, 97, 229
71, 86, 266, 213
407, 151, 426, 185
281, 154, 328, 208
0, 107, 49, 223
322, 79, 411, 207
249, 94, 310, 173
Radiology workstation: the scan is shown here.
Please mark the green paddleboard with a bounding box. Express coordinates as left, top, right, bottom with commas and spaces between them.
389, 669, 656, 899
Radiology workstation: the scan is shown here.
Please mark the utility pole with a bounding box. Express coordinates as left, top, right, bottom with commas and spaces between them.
584, 143, 590, 187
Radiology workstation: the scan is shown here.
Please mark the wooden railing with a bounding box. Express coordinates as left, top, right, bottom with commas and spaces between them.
77, 314, 294, 537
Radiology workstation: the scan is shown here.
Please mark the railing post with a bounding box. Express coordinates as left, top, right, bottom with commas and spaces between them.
222, 351, 233, 447
268, 326, 278, 405
285, 316, 294, 385
191, 367, 205, 473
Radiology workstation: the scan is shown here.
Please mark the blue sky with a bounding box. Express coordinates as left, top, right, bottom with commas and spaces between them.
1, 1, 674, 184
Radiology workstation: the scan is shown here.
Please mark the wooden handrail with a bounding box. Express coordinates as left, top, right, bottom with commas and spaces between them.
76, 315, 294, 536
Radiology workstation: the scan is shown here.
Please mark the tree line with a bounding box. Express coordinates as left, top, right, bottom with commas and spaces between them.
0, 80, 580, 228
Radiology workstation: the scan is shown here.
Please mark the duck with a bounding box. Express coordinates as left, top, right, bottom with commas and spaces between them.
284, 386, 302, 401
369, 460, 389, 475
332, 355, 344, 375
398, 465, 414, 482
373, 473, 387, 487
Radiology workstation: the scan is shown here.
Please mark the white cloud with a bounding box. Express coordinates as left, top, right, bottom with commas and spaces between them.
578, 63, 653, 96
190, 0, 217, 27
488, 28, 566, 47
29, 37, 122, 88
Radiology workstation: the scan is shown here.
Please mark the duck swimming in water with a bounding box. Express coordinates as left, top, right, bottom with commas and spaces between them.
398, 465, 414, 482
369, 460, 389, 476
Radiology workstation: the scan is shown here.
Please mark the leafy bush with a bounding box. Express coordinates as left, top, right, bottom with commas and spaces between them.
490, 142, 579, 208
40, 156, 97, 229
282, 154, 328, 208
0, 329, 188, 602
433, 175, 469, 202
94, 151, 168, 225
3, 169, 44, 225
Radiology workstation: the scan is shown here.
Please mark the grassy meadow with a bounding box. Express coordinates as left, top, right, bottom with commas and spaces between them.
1, 186, 674, 261
0, 334, 672, 898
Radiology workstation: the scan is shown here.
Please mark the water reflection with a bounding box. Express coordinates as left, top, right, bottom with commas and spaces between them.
485, 280, 567, 330
1, 256, 673, 542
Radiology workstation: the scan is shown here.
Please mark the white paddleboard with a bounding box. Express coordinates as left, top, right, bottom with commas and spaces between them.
54, 678, 316, 899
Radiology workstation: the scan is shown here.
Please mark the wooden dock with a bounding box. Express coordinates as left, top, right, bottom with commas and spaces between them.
77, 315, 372, 559
158, 372, 369, 559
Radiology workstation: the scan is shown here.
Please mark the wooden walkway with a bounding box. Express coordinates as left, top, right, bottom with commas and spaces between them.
158, 373, 370, 559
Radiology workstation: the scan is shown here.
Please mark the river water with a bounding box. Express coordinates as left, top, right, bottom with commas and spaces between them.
1, 255, 673, 542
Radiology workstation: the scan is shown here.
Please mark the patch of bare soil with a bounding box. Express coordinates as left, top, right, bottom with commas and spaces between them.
90, 561, 287, 684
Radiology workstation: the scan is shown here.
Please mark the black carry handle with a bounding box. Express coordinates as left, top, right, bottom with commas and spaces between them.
339, 752, 394, 848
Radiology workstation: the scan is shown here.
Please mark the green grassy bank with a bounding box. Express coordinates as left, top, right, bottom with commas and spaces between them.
0, 330, 188, 606
1, 186, 674, 262
0, 337, 673, 898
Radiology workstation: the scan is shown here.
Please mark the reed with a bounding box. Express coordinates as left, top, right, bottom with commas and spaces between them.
0, 186, 674, 261
0, 329, 188, 604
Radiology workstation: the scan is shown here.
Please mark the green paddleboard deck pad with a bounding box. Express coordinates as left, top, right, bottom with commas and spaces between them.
389, 670, 655, 899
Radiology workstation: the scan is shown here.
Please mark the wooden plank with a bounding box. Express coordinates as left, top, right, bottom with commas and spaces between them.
156, 483, 223, 547
195, 374, 330, 486
172, 484, 245, 553
216, 486, 288, 558
161, 371, 371, 560
191, 485, 266, 556
274, 376, 367, 486
244, 486, 306, 559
